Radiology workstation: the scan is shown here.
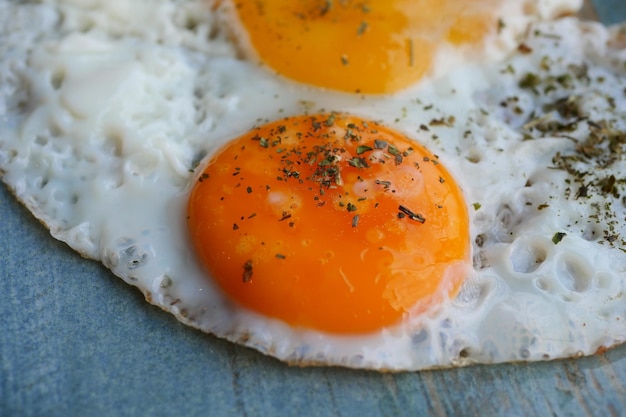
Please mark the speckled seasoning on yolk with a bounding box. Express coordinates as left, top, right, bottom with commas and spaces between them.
187, 114, 470, 333
233, 0, 499, 93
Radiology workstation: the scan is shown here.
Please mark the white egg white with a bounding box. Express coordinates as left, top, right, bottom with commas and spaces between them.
1, 0, 623, 370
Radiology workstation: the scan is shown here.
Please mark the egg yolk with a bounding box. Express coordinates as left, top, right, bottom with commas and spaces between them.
233, 0, 499, 94
187, 114, 470, 334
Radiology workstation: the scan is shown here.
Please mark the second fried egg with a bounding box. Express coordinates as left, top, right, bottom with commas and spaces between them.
230, 0, 582, 93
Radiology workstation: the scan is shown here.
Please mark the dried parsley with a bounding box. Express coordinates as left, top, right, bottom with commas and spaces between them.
352, 215, 360, 228
552, 232, 566, 245
242, 260, 253, 282
349, 157, 368, 168
398, 205, 426, 223
357, 21, 368, 37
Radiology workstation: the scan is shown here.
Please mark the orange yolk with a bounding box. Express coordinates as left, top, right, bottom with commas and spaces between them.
233, 0, 500, 94
187, 114, 470, 334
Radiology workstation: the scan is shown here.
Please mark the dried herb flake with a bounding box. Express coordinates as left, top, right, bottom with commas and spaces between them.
242, 260, 253, 282
552, 232, 566, 245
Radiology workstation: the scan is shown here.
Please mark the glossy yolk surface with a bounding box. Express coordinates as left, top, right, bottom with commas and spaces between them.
233, 0, 500, 94
187, 114, 470, 334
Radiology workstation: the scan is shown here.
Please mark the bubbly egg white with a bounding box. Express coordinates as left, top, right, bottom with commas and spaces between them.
1, 0, 623, 370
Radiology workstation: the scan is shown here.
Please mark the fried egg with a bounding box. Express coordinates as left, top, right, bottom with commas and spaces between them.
228, 0, 583, 94
187, 113, 471, 334
2, 0, 624, 371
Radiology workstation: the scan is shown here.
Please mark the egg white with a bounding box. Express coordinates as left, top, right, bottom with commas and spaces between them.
1, 0, 623, 370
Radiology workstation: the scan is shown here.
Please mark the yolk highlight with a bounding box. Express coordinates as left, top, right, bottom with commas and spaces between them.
187, 114, 470, 334
234, 0, 499, 94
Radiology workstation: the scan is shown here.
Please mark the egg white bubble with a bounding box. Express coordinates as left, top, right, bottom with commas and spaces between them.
1, 1, 624, 370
